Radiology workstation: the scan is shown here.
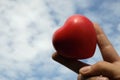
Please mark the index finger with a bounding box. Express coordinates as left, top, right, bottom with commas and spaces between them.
93, 23, 119, 63
52, 52, 89, 74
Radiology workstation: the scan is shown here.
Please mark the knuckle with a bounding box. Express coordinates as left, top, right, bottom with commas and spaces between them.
94, 61, 105, 69
96, 61, 104, 66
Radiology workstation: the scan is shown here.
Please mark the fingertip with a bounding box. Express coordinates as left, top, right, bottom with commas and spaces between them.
52, 52, 57, 60
93, 22, 101, 28
93, 22, 99, 26
93, 22, 99, 29
52, 52, 61, 61
52, 52, 66, 62
93, 23, 103, 34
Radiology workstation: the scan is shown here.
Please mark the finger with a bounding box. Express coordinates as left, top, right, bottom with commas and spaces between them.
93, 23, 119, 62
85, 77, 109, 80
80, 61, 116, 79
78, 74, 109, 80
52, 52, 89, 74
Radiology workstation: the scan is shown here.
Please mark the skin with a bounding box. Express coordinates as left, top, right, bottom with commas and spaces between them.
52, 23, 120, 80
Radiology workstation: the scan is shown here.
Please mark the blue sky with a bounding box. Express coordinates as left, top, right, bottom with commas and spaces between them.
0, 0, 120, 80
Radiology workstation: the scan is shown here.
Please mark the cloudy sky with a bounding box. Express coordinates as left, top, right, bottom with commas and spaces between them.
0, 0, 120, 80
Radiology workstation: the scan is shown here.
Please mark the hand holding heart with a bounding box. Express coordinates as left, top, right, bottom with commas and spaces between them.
52, 15, 120, 80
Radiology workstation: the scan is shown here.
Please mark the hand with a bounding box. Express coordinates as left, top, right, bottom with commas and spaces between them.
52, 53, 109, 80
52, 23, 120, 80
79, 23, 120, 80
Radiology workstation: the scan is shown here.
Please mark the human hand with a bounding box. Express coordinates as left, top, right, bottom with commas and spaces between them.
52, 23, 120, 80
79, 23, 120, 80
52, 53, 109, 80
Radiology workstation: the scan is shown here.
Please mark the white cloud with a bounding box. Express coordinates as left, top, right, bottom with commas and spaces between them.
45, 0, 75, 25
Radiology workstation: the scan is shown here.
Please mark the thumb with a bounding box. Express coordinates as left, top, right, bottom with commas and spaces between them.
79, 61, 116, 79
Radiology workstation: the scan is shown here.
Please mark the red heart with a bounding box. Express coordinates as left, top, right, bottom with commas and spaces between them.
52, 14, 97, 59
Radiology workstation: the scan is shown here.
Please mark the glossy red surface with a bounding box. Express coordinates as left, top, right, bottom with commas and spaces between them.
52, 14, 97, 59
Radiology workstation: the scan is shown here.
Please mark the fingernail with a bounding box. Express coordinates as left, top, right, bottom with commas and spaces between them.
80, 66, 91, 73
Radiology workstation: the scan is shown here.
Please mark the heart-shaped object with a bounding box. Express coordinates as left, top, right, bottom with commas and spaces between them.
52, 14, 97, 59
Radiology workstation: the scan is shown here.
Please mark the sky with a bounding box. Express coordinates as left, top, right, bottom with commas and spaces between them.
0, 0, 120, 80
